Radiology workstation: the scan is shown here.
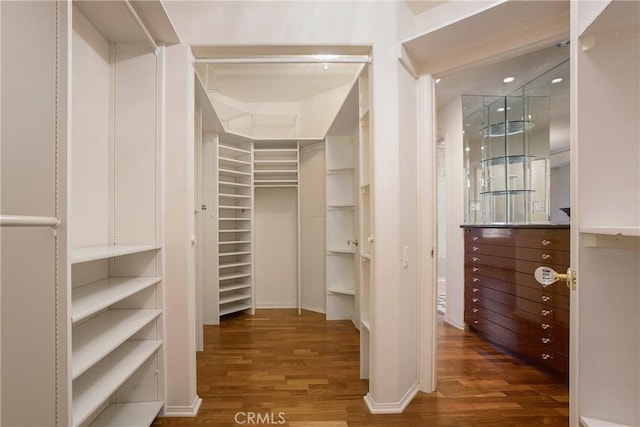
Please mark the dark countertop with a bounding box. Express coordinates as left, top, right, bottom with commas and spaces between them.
461, 223, 570, 229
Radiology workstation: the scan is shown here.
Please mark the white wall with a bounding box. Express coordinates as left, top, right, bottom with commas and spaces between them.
299, 142, 326, 313
254, 188, 299, 308
550, 164, 570, 223
436, 96, 465, 330
162, 44, 201, 416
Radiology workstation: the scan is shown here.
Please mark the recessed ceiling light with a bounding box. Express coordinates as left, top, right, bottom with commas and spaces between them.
551, 77, 563, 84
496, 107, 511, 112
503, 76, 515, 83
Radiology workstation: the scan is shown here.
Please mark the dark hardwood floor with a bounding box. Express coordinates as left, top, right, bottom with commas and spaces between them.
153, 309, 568, 426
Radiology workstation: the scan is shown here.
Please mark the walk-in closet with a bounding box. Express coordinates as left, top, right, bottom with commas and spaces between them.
193, 55, 373, 378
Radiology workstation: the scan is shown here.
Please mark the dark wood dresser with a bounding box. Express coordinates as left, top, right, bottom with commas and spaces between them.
462, 225, 570, 377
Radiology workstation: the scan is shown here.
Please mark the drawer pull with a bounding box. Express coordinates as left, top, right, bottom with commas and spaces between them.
541, 323, 550, 330
541, 239, 551, 246
542, 253, 551, 260
541, 338, 551, 344
472, 308, 479, 313
472, 298, 479, 303
472, 257, 480, 262
472, 246, 480, 252
541, 295, 551, 302
473, 320, 479, 324
472, 277, 480, 283
541, 353, 553, 360
541, 309, 552, 316
472, 236, 479, 241
472, 267, 479, 272
472, 287, 479, 293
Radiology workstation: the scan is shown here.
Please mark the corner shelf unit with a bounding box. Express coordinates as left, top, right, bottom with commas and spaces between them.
70, 246, 163, 427
217, 137, 255, 318
325, 135, 358, 321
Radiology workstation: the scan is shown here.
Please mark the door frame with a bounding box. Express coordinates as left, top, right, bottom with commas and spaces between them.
413, 1, 571, 405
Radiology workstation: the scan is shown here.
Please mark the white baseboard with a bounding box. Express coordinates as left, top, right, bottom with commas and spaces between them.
256, 302, 298, 309
363, 383, 419, 414
300, 304, 325, 314
162, 395, 202, 417
444, 316, 465, 330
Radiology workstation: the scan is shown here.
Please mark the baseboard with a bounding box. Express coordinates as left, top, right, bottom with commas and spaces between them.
162, 395, 202, 417
256, 302, 298, 309
300, 304, 325, 314
444, 316, 465, 330
363, 382, 419, 414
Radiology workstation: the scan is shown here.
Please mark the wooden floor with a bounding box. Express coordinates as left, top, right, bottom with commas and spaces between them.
153, 309, 568, 426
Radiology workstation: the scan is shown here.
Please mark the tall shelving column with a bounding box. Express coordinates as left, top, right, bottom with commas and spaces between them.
358, 67, 373, 379
253, 140, 301, 312
325, 136, 357, 321
217, 136, 254, 318
69, 2, 165, 425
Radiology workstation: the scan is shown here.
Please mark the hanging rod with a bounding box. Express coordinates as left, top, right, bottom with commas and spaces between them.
0, 215, 60, 228
195, 55, 371, 65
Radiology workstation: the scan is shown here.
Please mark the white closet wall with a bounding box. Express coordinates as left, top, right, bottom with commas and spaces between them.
299, 143, 327, 313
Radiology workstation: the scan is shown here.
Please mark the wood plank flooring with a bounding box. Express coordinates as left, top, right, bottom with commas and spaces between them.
152, 309, 568, 426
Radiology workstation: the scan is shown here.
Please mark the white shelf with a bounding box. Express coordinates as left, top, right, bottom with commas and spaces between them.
327, 203, 355, 210
89, 402, 164, 427
72, 340, 162, 427
219, 240, 251, 245
219, 302, 252, 316
219, 262, 251, 269
219, 168, 251, 177
219, 251, 252, 257
219, 193, 251, 199
254, 148, 297, 153
220, 292, 252, 305
327, 167, 354, 174
71, 244, 160, 264
72, 277, 161, 325
580, 416, 634, 427
72, 309, 161, 379
220, 272, 252, 281
219, 144, 251, 155
580, 226, 640, 237
219, 181, 251, 188
219, 229, 251, 233
219, 157, 251, 168
220, 217, 251, 221
254, 179, 297, 184
254, 169, 297, 174
220, 282, 252, 293
327, 248, 356, 254
328, 287, 355, 296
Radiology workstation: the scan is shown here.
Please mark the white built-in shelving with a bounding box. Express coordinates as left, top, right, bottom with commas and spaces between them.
357, 66, 373, 380
217, 137, 255, 319
68, 1, 166, 424
325, 135, 358, 321
253, 142, 299, 187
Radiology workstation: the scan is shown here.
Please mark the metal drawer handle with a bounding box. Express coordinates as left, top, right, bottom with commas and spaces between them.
472, 236, 479, 241
472, 267, 479, 272
472, 308, 479, 313
472, 287, 479, 293
541, 295, 551, 302
472, 257, 480, 262
541, 353, 553, 360
473, 320, 479, 324
541, 309, 552, 316
541, 239, 551, 246
541, 338, 551, 344
541, 323, 550, 330
472, 298, 479, 303
472, 246, 480, 252
472, 277, 480, 283
542, 253, 551, 260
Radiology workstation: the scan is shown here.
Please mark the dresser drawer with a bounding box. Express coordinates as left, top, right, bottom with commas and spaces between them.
465, 263, 570, 296
465, 272, 570, 309
465, 227, 569, 250
466, 243, 570, 265
465, 252, 568, 278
